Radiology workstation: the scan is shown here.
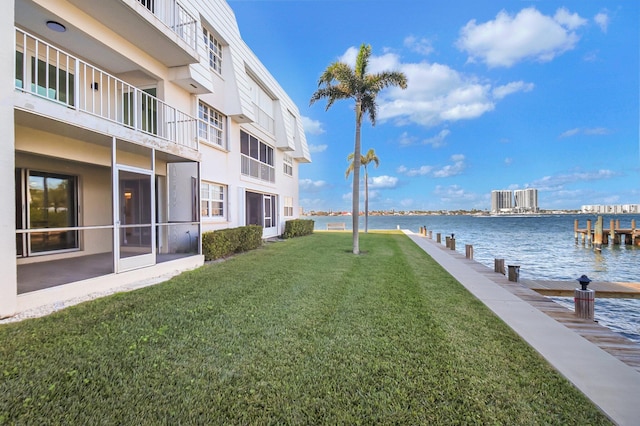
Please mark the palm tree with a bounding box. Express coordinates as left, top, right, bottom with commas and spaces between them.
346, 148, 379, 233
310, 44, 407, 254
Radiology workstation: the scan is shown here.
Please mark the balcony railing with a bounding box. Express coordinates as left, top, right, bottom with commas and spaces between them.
15, 28, 198, 150
253, 103, 275, 135
241, 154, 275, 183
136, 0, 197, 50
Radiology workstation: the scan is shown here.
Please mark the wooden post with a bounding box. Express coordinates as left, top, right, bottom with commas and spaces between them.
632, 219, 637, 246
574, 289, 595, 320
450, 238, 455, 251
465, 244, 473, 259
494, 259, 505, 274
445, 236, 450, 248
428, 230, 432, 239
507, 265, 520, 282
436, 233, 441, 243
594, 216, 603, 251
586, 219, 592, 246
574, 219, 579, 244
610, 219, 617, 245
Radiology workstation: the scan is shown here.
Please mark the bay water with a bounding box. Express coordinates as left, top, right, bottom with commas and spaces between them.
306, 214, 640, 342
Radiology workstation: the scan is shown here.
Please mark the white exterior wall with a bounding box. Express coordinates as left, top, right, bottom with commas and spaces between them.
1, 0, 17, 317
5, 0, 309, 317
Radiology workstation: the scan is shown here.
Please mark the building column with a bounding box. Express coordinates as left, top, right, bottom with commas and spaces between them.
0, 0, 17, 318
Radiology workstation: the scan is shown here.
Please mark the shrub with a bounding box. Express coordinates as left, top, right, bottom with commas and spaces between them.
282, 219, 315, 239
237, 225, 263, 252
202, 225, 263, 260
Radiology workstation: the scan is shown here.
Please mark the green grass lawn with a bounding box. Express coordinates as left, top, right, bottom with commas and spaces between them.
0, 232, 610, 424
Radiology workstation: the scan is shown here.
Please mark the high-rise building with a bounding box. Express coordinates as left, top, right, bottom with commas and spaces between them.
491, 190, 513, 214
514, 189, 539, 213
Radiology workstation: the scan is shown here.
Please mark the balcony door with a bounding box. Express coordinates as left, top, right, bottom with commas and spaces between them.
116, 167, 154, 272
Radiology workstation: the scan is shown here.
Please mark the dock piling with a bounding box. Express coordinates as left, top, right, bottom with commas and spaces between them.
507, 265, 520, 282
594, 216, 603, 251
465, 244, 473, 259
494, 259, 505, 274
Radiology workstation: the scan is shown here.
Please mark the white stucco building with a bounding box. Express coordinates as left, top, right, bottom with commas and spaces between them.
1, 0, 311, 318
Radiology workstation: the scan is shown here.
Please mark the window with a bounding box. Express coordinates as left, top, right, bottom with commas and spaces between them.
203, 28, 222, 74
198, 101, 225, 148
283, 154, 293, 176
284, 197, 294, 217
240, 130, 275, 182
15, 51, 75, 106
16, 169, 78, 256
201, 182, 225, 218
249, 78, 275, 133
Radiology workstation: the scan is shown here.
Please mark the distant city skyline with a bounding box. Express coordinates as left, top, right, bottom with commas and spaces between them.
230, 0, 639, 212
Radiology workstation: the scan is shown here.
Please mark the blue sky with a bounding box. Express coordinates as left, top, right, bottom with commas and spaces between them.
228, 0, 639, 212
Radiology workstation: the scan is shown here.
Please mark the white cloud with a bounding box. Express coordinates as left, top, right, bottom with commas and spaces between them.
301, 116, 325, 135
399, 165, 433, 177
456, 7, 586, 67
336, 46, 533, 128
433, 154, 466, 178
423, 129, 450, 147
308, 144, 328, 153
398, 129, 450, 147
400, 198, 414, 207
433, 185, 481, 204
369, 175, 398, 189
560, 128, 580, 138
492, 81, 535, 99
398, 154, 466, 178
379, 61, 495, 126
554, 8, 588, 30
559, 127, 612, 138
404, 36, 434, 56
504, 157, 513, 165
299, 179, 327, 193
398, 132, 418, 146
528, 169, 617, 191
594, 12, 610, 33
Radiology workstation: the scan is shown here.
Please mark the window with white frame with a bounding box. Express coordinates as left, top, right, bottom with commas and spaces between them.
201, 182, 226, 218
240, 130, 275, 182
203, 28, 222, 74
283, 154, 293, 176
198, 101, 225, 148
284, 196, 294, 217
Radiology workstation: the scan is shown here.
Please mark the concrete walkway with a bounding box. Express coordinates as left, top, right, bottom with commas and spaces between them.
404, 230, 640, 426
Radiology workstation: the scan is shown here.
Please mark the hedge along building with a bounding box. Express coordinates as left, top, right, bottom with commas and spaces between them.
1, 0, 311, 318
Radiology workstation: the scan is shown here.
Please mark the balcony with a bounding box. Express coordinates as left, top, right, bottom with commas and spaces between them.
66, 0, 198, 67
15, 28, 198, 151
241, 155, 275, 183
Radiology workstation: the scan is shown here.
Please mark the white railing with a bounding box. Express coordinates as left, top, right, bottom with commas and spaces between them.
253, 103, 275, 134
137, 0, 197, 50
15, 28, 198, 150
241, 154, 275, 183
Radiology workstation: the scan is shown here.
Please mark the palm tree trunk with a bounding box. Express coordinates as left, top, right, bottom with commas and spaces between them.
364, 166, 369, 233
352, 101, 362, 254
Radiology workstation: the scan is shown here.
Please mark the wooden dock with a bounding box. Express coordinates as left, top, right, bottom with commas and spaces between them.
434, 244, 640, 373
521, 279, 640, 299
575, 216, 639, 248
